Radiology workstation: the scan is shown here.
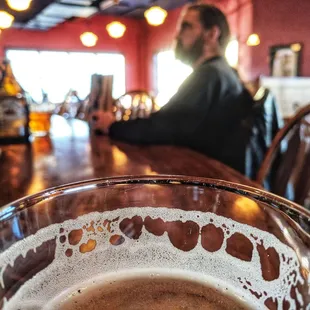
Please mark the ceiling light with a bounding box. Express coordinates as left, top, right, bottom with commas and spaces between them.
246, 33, 260, 46
106, 21, 126, 39
144, 6, 167, 26
80, 32, 98, 47
0, 11, 14, 29
6, 0, 32, 11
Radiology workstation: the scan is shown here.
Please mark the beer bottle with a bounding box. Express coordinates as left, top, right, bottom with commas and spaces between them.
0, 59, 30, 144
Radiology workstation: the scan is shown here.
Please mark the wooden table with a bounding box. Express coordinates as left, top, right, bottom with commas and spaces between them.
0, 116, 259, 206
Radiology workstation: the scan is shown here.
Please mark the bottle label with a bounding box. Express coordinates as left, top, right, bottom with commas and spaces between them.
0, 97, 27, 138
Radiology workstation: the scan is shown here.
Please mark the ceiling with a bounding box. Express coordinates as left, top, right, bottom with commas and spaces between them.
0, 0, 195, 30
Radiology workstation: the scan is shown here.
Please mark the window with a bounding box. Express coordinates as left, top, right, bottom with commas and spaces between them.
6, 50, 126, 103
155, 50, 192, 108
225, 38, 239, 68
155, 40, 239, 107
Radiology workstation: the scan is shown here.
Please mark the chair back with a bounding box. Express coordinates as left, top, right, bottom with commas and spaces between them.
257, 104, 310, 208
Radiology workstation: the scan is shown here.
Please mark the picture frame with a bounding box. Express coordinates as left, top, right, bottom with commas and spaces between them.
269, 43, 302, 77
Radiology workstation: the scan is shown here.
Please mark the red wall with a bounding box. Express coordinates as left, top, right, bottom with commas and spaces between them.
251, 0, 310, 79
0, 15, 143, 91
225, 0, 253, 81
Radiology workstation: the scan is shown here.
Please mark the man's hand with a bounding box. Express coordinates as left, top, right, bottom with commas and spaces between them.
91, 110, 116, 134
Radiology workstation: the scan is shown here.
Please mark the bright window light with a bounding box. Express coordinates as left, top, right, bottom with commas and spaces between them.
155, 50, 192, 107
225, 39, 239, 68
6, 50, 126, 103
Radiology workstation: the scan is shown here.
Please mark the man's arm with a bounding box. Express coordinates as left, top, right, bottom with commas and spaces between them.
109, 65, 222, 145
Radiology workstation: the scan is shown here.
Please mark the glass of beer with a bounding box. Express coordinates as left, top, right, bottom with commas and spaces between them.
29, 102, 56, 137
0, 176, 309, 309
29, 111, 53, 136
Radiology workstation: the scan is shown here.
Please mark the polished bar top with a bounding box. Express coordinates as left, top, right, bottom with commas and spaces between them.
0, 116, 259, 206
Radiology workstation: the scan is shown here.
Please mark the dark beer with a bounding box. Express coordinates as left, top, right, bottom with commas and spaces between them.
47, 271, 251, 310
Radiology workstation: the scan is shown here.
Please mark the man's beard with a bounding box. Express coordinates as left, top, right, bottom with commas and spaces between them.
174, 35, 205, 66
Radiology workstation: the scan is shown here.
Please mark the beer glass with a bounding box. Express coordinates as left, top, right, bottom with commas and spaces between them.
0, 176, 309, 309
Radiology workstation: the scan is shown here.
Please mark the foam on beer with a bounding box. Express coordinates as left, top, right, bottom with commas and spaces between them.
0, 207, 305, 309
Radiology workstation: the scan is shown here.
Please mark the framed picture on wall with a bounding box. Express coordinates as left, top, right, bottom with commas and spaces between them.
269, 43, 302, 77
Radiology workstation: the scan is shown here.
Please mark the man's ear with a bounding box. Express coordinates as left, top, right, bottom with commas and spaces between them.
204, 25, 221, 43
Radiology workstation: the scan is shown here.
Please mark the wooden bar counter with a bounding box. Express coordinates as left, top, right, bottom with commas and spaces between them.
0, 116, 259, 206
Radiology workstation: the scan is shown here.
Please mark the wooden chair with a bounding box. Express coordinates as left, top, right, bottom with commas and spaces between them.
256, 104, 310, 208
114, 90, 158, 121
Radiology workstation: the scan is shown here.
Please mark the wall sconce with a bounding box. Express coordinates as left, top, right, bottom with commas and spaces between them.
106, 21, 126, 39
291, 43, 301, 52
80, 32, 98, 47
144, 6, 168, 26
247, 33, 260, 46
0, 11, 14, 29
6, 0, 32, 11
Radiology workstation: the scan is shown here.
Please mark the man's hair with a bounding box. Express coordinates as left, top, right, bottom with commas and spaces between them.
188, 4, 231, 50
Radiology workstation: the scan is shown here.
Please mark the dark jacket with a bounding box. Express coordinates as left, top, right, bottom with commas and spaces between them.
246, 89, 284, 180
110, 56, 254, 174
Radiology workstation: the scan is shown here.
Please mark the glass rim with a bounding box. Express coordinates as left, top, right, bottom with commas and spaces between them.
1, 174, 310, 223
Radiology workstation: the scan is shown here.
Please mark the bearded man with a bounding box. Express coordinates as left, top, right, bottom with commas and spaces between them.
92, 4, 254, 174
